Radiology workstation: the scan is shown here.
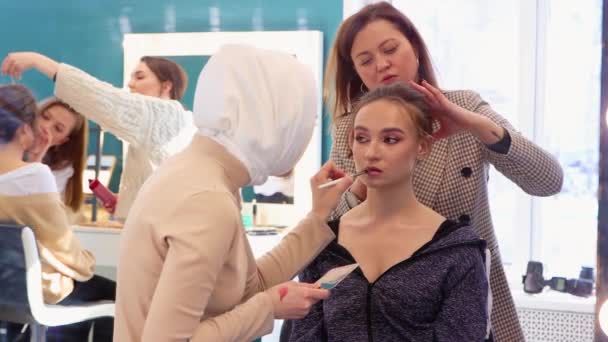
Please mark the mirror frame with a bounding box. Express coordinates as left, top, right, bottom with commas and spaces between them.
122, 31, 323, 219
596, 1, 608, 339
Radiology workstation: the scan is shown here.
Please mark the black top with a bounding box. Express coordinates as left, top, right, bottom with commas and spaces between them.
288, 219, 489, 342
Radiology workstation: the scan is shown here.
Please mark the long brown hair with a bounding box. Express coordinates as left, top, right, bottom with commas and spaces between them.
325, 1, 438, 121
141, 56, 188, 101
38, 97, 88, 212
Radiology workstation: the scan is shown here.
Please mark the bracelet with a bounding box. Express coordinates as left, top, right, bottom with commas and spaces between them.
344, 191, 361, 209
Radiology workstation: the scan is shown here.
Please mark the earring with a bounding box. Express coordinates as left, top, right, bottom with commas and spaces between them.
360, 82, 368, 93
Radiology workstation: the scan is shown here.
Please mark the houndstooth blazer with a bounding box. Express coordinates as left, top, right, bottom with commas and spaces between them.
330, 90, 564, 342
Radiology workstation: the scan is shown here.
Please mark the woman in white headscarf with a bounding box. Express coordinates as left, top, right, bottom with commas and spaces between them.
114, 45, 353, 342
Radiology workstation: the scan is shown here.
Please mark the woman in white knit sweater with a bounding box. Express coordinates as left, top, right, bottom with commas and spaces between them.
2, 52, 196, 221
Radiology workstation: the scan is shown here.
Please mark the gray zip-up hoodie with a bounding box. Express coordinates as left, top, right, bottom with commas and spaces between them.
288, 219, 489, 342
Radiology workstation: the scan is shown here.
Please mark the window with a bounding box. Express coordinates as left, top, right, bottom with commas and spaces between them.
534, 0, 601, 278
392, 0, 602, 281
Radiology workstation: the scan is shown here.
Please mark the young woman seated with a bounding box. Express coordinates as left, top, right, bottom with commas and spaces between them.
0, 84, 114, 342
287, 83, 490, 342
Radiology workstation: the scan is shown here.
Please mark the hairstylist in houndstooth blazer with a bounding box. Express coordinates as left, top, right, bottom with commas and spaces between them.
325, 3, 563, 341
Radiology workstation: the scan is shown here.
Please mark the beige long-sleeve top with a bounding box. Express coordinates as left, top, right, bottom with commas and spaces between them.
54, 63, 197, 220
114, 136, 335, 342
0, 164, 95, 304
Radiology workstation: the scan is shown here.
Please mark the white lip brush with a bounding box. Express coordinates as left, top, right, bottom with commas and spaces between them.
318, 169, 367, 189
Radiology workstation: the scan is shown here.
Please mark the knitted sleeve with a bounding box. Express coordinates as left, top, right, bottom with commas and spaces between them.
54, 63, 190, 152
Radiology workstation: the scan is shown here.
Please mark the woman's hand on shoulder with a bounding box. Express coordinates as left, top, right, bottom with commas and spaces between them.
309, 160, 353, 221
267, 281, 329, 319
1, 52, 59, 80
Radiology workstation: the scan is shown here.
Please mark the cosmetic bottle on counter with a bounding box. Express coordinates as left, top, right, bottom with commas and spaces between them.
88, 179, 117, 209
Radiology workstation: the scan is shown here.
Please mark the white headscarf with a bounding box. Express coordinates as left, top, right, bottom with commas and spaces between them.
193, 44, 317, 186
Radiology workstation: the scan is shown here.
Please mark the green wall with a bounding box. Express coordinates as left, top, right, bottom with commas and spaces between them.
0, 0, 342, 191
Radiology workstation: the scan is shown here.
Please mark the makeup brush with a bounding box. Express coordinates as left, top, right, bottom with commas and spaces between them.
318, 169, 367, 189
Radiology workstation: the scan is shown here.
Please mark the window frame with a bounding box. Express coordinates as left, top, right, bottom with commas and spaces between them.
380, 0, 600, 285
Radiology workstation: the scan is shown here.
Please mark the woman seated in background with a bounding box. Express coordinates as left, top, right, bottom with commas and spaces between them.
26, 97, 88, 223
2, 52, 194, 220
0, 84, 114, 342
115, 44, 353, 342
287, 83, 489, 342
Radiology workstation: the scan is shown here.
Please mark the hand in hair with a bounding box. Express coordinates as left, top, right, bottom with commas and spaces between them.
410, 80, 507, 144
409, 80, 473, 139
1, 52, 59, 80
